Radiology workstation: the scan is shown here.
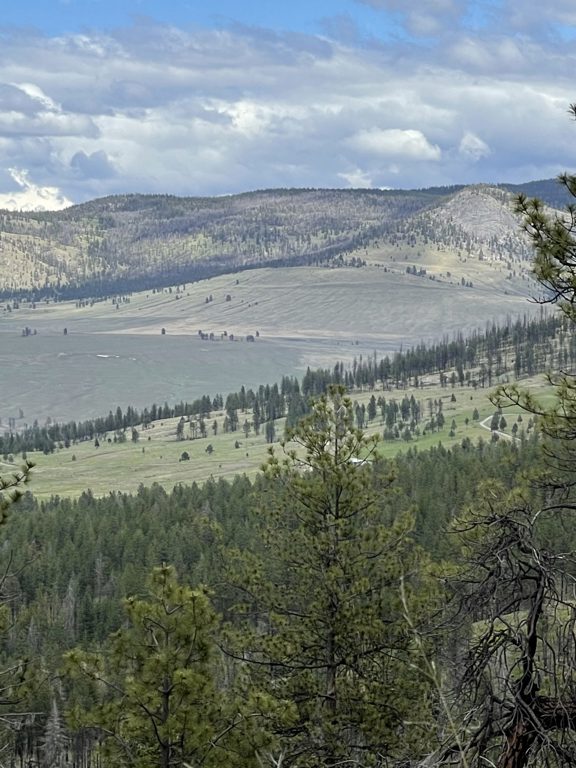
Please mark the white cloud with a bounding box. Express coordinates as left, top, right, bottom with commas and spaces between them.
0, 82, 99, 139
0, 111, 98, 138
348, 128, 442, 160
0, 169, 72, 211
13, 83, 60, 112
459, 132, 491, 161
0, 15, 575, 201
338, 168, 374, 187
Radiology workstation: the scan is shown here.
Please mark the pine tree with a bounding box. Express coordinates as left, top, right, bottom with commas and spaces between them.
42, 699, 67, 768
0, 459, 33, 522
443, 482, 576, 768
226, 386, 439, 767
458, 106, 576, 768
499, 112, 576, 488
65, 565, 258, 768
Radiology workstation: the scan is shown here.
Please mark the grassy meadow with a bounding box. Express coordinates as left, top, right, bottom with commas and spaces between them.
0, 253, 547, 498
1, 263, 538, 427
16, 371, 549, 500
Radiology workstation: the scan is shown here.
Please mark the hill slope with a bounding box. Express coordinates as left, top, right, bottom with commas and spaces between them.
0, 181, 559, 298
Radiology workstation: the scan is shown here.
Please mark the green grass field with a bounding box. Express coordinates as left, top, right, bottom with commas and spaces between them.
13, 371, 550, 500
0, 253, 546, 499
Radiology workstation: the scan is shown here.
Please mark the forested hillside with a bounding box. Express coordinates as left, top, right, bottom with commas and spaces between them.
0, 400, 546, 768
0, 181, 551, 298
0, 303, 572, 766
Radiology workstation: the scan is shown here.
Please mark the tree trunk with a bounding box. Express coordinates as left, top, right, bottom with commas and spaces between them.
497, 718, 539, 768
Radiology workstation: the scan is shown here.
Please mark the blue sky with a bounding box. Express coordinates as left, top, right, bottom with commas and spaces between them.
3, 1, 400, 38
0, 0, 575, 209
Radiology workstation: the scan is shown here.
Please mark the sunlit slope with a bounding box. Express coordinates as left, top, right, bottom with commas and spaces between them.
367, 186, 536, 294
0, 184, 547, 296
2, 264, 536, 344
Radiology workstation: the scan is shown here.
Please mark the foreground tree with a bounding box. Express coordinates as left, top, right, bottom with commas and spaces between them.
437, 482, 576, 768
65, 565, 259, 768
0, 461, 36, 762
515, 115, 576, 327
0, 460, 33, 520
508, 114, 576, 488
226, 386, 439, 767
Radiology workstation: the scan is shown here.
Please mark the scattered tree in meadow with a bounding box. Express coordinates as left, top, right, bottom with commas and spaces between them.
265, 419, 275, 444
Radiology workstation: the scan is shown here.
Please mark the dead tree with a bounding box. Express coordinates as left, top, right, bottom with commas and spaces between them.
442, 482, 576, 768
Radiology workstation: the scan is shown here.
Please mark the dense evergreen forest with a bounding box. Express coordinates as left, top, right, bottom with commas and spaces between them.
0, 306, 572, 768
4, 171, 576, 766
0, 405, 548, 768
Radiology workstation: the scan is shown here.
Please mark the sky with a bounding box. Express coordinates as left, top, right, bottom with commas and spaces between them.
0, 1, 575, 210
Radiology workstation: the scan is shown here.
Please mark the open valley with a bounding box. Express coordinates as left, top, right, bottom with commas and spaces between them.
0, 261, 537, 428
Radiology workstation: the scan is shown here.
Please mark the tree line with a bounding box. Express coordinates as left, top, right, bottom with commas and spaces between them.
1, 312, 566, 460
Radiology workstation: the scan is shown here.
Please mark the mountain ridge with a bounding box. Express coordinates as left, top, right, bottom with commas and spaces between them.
0, 179, 566, 299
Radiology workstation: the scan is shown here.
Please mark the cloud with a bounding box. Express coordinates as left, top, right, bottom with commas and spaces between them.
0, 111, 98, 138
0, 15, 575, 204
70, 150, 116, 179
15, 83, 60, 111
459, 132, 490, 161
0, 82, 99, 138
348, 128, 442, 161
501, 0, 576, 35
0, 169, 72, 211
355, 0, 467, 36
357, 0, 576, 41
338, 168, 374, 188
0, 84, 44, 114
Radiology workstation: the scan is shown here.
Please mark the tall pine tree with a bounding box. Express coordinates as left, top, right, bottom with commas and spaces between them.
225, 386, 439, 767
